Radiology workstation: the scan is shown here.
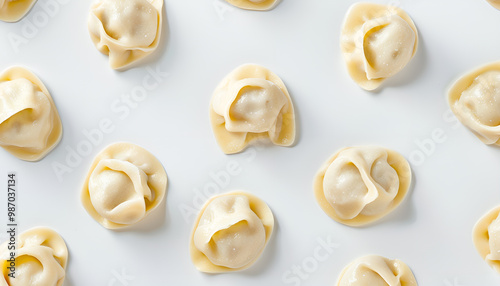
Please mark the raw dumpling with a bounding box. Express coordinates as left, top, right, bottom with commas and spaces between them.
0, 0, 37, 22
190, 191, 274, 273
340, 3, 418, 90
210, 64, 295, 154
88, 0, 163, 70
0, 66, 62, 161
224, 0, 279, 11
0, 227, 68, 286
448, 62, 500, 145
336, 255, 417, 286
473, 205, 500, 273
81, 142, 167, 229
314, 146, 411, 226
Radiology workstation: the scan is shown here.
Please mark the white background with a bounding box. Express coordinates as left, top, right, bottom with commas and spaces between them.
1, 0, 500, 285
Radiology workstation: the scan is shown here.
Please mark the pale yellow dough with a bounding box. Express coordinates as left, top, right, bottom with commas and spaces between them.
314, 146, 411, 226
336, 255, 417, 286
81, 142, 167, 229
0, 227, 68, 286
340, 3, 418, 90
224, 0, 279, 11
0, 66, 62, 161
88, 0, 163, 70
210, 64, 295, 154
189, 191, 274, 273
448, 62, 500, 145
488, 0, 500, 10
0, 0, 37, 22
473, 205, 500, 274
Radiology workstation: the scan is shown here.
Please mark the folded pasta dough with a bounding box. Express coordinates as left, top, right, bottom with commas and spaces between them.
0, 66, 62, 161
340, 3, 418, 90
0, 227, 68, 286
314, 146, 411, 226
224, 0, 279, 11
81, 142, 167, 229
336, 255, 417, 286
88, 0, 163, 70
0, 0, 37, 22
210, 64, 295, 154
473, 205, 500, 274
190, 191, 274, 273
448, 62, 500, 145
487, 0, 500, 10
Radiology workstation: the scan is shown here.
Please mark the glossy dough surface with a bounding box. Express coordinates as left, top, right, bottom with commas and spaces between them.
0, 0, 37, 22
210, 64, 295, 154
88, 0, 163, 70
340, 3, 418, 90
224, 0, 279, 11
190, 191, 274, 273
0, 66, 62, 161
0, 227, 68, 286
81, 142, 167, 229
473, 205, 500, 273
448, 62, 500, 145
336, 255, 417, 286
314, 146, 411, 226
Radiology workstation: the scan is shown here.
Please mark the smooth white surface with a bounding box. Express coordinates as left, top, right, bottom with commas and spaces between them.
0, 0, 500, 285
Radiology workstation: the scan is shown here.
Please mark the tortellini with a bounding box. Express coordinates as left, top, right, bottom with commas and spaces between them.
0, 0, 37, 22
336, 255, 417, 286
314, 146, 411, 226
190, 191, 274, 273
210, 64, 295, 154
448, 62, 500, 145
81, 142, 167, 229
340, 3, 418, 90
0, 227, 68, 286
487, 0, 500, 10
0, 66, 62, 161
88, 0, 163, 70
473, 205, 500, 273
224, 0, 279, 11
